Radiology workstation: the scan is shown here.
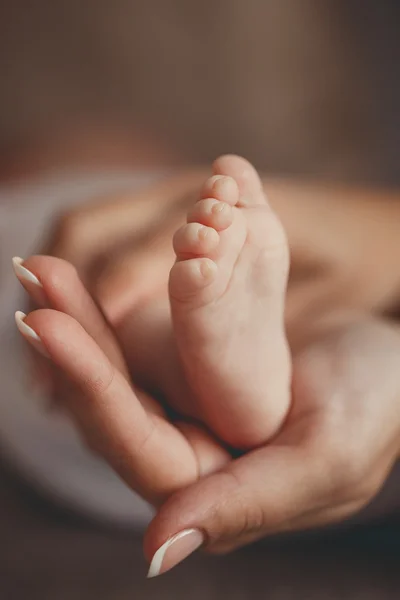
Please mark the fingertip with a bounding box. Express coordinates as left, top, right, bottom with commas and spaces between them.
12, 256, 43, 287
13, 257, 48, 306
146, 528, 205, 578
15, 310, 51, 359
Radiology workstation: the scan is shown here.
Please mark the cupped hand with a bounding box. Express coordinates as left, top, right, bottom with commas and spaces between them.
15, 256, 400, 577
15, 255, 230, 507
16, 161, 400, 577
143, 311, 400, 574
29, 162, 363, 408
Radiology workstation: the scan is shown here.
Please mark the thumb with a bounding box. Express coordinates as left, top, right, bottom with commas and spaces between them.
144, 442, 327, 577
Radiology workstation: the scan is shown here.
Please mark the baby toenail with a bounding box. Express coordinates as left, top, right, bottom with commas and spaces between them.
200, 260, 216, 279
211, 202, 227, 214
208, 175, 225, 187
198, 226, 209, 241
212, 176, 228, 189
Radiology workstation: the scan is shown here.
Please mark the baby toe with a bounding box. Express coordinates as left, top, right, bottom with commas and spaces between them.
169, 258, 217, 301
201, 175, 239, 206
173, 223, 219, 259
213, 155, 266, 207
187, 198, 233, 231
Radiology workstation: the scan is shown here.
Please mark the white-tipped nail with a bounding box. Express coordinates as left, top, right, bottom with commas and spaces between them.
12, 257, 43, 287
147, 529, 204, 578
15, 311, 50, 358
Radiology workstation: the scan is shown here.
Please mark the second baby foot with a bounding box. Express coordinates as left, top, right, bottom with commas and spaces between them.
169, 155, 292, 449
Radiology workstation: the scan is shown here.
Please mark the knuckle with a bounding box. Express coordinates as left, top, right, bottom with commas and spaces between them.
86, 366, 116, 399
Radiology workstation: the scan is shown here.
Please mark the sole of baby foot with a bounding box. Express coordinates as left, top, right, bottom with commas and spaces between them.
169, 155, 292, 449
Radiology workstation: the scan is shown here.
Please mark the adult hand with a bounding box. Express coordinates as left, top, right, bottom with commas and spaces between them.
143, 311, 400, 575
18, 157, 400, 577
15, 255, 230, 507
15, 257, 400, 576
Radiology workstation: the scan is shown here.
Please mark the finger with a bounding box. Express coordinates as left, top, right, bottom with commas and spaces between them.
13, 255, 127, 374
13, 256, 58, 399
14, 309, 202, 504
13, 254, 135, 413
144, 443, 330, 577
114, 293, 202, 422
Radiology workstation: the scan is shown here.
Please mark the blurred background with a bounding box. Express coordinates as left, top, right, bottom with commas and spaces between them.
0, 1, 399, 598
0, 0, 399, 184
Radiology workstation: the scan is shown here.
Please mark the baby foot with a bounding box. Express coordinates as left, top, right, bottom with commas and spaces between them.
169, 155, 292, 449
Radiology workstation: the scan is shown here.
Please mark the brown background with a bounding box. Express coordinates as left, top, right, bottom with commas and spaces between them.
0, 1, 399, 598
1, 461, 399, 599
0, 1, 399, 183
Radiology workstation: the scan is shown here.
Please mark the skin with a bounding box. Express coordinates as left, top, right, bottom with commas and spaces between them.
150, 157, 291, 449
16, 156, 400, 570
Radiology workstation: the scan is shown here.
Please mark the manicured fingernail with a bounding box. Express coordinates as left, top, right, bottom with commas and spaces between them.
12, 257, 43, 287
12, 257, 48, 306
15, 311, 50, 358
147, 529, 204, 578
